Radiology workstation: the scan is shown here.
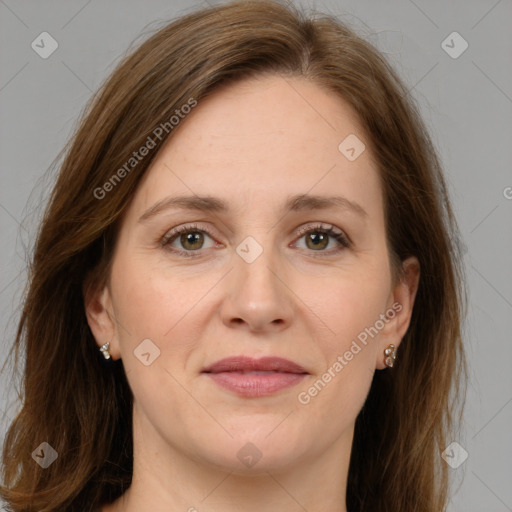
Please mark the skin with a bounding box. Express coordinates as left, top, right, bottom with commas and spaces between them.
86, 74, 420, 512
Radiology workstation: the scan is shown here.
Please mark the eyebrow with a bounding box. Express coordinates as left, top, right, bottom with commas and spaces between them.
138, 193, 368, 223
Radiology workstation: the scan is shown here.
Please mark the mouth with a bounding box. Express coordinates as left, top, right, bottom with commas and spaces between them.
201, 356, 309, 397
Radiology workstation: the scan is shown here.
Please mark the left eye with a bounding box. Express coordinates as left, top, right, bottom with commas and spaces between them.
161, 223, 351, 258
293, 224, 350, 253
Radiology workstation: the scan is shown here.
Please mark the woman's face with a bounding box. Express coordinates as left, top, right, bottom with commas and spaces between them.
87, 74, 419, 473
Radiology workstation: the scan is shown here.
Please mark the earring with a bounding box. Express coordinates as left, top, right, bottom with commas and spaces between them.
384, 344, 397, 368
99, 342, 111, 360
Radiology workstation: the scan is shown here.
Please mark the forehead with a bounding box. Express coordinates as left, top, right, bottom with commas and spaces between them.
170, 74, 369, 159
130, 74, 383, 222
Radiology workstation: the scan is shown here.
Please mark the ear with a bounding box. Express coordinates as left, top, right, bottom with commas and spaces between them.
375, 256, 420, 370
83, 279, 121, 360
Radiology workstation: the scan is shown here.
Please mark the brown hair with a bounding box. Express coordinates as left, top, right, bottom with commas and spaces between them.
1, 1, 467, 511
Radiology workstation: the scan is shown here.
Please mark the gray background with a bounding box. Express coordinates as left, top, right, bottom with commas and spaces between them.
1, 1, 511, 510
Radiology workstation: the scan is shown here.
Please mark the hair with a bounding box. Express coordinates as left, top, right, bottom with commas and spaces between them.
1, 1, 467, 511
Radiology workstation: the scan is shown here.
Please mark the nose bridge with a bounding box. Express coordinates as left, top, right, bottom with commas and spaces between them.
234, 231, 281, 298
222, 230, 293, 330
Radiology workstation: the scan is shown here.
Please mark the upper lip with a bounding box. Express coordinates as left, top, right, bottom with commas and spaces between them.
202, 356, 309, 374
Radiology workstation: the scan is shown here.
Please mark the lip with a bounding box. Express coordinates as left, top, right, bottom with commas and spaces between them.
202, 356, 309, 398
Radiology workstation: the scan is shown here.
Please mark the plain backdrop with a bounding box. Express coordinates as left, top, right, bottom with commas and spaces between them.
1, 1, 511, 511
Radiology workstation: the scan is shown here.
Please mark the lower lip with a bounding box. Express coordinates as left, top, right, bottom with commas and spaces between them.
204, 371, 307, 397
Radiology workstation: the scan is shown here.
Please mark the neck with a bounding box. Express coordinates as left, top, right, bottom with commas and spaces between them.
104, 404, 352, 512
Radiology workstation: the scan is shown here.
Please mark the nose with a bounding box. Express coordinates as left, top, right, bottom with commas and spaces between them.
220, 239, 294, 333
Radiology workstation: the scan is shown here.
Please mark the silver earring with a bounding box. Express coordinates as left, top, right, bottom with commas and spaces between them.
384, 344, 397, 368
99, 342, 111, 360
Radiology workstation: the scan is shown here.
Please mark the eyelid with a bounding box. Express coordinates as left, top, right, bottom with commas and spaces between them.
294, 222, 351, 245
160, 221, 351, 257
161, 223, 217, 245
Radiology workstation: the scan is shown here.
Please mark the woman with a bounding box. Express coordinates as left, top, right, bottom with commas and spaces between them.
0, 1, 467, 511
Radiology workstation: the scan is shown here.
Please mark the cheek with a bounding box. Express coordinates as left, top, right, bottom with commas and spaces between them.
303, 265, 391, 411
111, 251, 201, 339
316, 269, 391, 342
109, 251, 222, 391
295, 277, 386, 425
109, 255, 202, 415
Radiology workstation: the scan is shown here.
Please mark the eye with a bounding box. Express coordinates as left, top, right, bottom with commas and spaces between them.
161, 224, 218, 258
292, 223, 351, 256
161, 222, 351, 258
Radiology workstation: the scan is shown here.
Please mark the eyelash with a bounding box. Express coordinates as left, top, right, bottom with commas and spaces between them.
161, 222, 351, 259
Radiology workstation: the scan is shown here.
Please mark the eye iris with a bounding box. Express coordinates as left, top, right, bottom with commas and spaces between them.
181, 232, 203, 250
306, 232, 328, 250
171, 227, 340, 253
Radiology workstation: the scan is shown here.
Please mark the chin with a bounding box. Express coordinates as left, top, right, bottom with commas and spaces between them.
186, 427, 307, 474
